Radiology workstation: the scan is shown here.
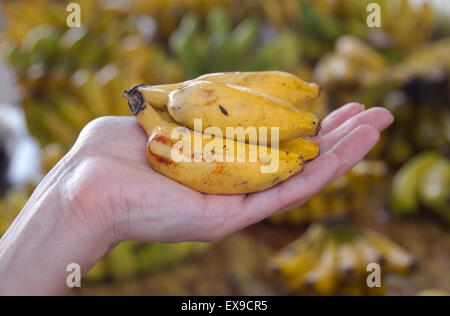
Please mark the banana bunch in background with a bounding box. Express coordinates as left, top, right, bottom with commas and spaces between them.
392, 152, 450, 224
314, 35, 388, 89
123, 71, 321, 194
270, 160, 387, 225
1, 0, 183, 150
169, 8, 302, 78
335, 0, 435, 51
269, 224, 416, 296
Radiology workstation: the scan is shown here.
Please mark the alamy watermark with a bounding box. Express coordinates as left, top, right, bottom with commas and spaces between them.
66, 263, 81, 288
366, 263, 382, 288
367, 3, 382, 28
66, 3, 81, 28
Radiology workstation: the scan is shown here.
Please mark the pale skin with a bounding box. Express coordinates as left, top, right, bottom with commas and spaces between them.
0, 103, 393, 295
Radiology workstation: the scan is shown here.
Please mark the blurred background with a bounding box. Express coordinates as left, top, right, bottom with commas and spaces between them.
0, 0, 448, 296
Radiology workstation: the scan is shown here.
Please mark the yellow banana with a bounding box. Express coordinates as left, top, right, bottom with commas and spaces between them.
278, 137, 319, 162
354, 237, 384, 266
272, 225, 326, 290
269, 224, 325, 275
166, 81, 320, 144
364, 230, 416, 274
71, 69, 110, 117
336, 243, 363, 277
303, 237, 338, 295
194, 71, 321, 107
335, 36, 387, 71
136, 71, 321, 109
123, 86, 304, 195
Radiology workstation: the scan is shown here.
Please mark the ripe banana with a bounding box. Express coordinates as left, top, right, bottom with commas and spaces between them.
135, 71, 321, 110
270, 225, 326, 290
123, 85, 304, 195
364, 230, 416, 274
353, 237, 384, 266
271, 225, 416, 295
336, 243, 363, 277
280, 138, 319, 162
166, 80, 320, 144
303, 237, 338, 295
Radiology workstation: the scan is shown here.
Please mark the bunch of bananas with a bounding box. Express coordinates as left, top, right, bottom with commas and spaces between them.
314, 35, 388, 89
123, 71, 321, 194
314, 35, 449, 167
334, 0, 435, 51
270, 160, 387, 225
392, 151, 450, 224
1, 1, 183, 149
269, 224, 416, 296
373, 39, 450, 165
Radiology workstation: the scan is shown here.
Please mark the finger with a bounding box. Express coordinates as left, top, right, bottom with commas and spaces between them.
239, 152, 341, 225
318, 107, 393, 153
318, 103, 365, 135
327, 124, 380, 183
277, 124, 381, 213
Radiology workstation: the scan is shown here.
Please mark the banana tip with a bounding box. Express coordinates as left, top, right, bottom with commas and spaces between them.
123, 84, 147, 115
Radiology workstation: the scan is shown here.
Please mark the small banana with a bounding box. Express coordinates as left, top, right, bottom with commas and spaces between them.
166, 81, 320, 144
123, 85, 304, 195
364, 231, 416, 274
279, 137, 319, 162
271, 225, 416, 295
303, 237, 338, 295
353, 237, 384, 266
336, 243, 363, 277
272, 225, 326, 290
135, 70, 321, 109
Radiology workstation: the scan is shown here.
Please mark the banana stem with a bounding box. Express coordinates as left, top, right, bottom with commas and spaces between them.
123, 85, 165, 135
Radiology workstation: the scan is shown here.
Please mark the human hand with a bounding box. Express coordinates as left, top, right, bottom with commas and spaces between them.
0, 103, 393, 295
66, 103, 393, 244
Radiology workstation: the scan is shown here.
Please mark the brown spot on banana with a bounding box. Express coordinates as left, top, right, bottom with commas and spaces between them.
218, 105, 229, 116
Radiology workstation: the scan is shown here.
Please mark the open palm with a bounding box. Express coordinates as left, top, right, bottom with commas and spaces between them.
67, 103, 393, 244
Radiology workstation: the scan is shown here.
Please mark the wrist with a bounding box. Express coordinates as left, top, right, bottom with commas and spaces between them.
0, 153, 115, 295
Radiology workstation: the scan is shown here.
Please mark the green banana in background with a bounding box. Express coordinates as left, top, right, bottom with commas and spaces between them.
419, 158, 450, 223
206, 7, 232, 52
22, 24, 62, 66
213, 16, 261, 71
170, 13, 205, 77
391, 151, 441, 215
249, 29, 301, 71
